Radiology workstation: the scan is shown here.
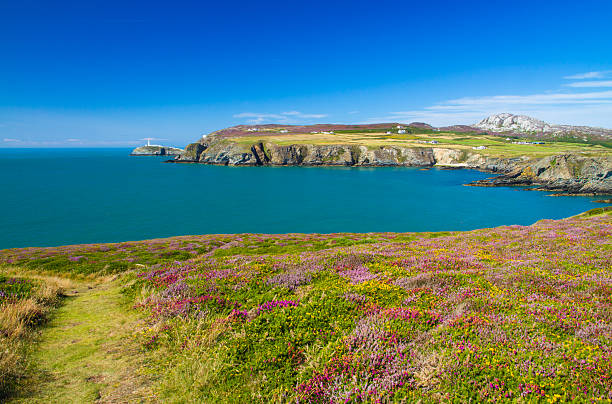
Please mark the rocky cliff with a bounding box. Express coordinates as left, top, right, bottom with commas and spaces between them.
173, 138, 612, 195
131, 145, 184, 156
469, 154, 612, 194
176, 140, 436, 167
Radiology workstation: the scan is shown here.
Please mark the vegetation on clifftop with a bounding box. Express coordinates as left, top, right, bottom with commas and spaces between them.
227, 128, 611, 159
0, 211, 610, 402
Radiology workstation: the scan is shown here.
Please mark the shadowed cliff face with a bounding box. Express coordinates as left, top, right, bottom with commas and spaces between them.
469, 154, 612, 195
174, 138, 612, 195
177, 141, 437, 167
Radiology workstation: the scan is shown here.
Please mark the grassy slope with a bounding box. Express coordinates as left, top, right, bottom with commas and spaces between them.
8, 278, 152, 403
0, 271, 70, 400
228, 130, 611, 158
0, 210, 610, 402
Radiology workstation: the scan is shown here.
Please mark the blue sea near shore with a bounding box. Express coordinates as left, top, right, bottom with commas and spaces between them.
0, 148, 602, 249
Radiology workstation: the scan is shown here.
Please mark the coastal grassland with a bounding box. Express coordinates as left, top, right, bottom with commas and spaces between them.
229, 131, 612, 158
0, 233, 415, 277
0, 211, 610, 402
9, 277, 154, 403
0, 270, 71, 399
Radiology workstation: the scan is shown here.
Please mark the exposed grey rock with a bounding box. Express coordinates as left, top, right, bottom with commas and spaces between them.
475, 113, 612, 141
196, 141, 260, 165
177, 142, 207, 161
130, 145, 184, 156
468, 154, 612, 195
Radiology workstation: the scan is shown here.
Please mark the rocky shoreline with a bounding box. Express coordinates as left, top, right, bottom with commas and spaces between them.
169, 138, 612, 195
466, 154, 612, 195
130, 145, 184, 156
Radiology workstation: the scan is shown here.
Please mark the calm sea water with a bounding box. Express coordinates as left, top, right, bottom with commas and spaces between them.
0, 148, 601, 249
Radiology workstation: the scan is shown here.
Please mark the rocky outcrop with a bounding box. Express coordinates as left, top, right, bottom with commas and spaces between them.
180, 142, 208, 161
468, 154, 612, 194
475, 113, 612, 141
131, 145, 184, 156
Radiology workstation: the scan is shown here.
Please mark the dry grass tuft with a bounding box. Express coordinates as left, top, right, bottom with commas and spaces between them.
0, 299, 45, 338
413, 350, 447, 390
0, 272, 67, 399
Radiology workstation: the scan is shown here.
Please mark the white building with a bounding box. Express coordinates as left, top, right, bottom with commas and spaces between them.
398, 130, 406, 134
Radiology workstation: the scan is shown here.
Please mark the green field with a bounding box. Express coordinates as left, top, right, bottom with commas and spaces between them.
227, 128, 611, 158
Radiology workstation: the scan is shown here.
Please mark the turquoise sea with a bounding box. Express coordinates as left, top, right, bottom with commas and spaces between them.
0, 148, 602, 249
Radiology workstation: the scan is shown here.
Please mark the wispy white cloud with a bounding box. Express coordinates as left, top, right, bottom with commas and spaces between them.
0, 139, 62, 146
233, 112, 285, 123
564, 71, 611, 79
234, 111, 328, 124
368, 87, 612, 127
565, 80, 612, 88
88, 140, 141, 145
0, 137, 142, 147
281, 111, 327, 119
441, 91, 612, 106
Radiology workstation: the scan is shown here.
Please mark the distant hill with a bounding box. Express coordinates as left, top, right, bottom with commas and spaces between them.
202, 114, 611, 145
207, 123, 410, 139
474, 113, 612, 142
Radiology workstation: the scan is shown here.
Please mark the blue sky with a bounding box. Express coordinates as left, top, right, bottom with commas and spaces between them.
1, 0, 611, 147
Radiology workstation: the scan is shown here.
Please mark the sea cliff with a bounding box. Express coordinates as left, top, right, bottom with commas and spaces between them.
174, 138, 611, 195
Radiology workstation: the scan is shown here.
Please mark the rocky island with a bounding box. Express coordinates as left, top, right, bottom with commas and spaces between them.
171, 114, 612, 195
130, 145, 184, 156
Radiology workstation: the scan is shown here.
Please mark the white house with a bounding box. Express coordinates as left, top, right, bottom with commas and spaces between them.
398, 129, 406, 134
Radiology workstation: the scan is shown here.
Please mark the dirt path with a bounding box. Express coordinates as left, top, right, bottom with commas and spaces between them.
10, 280, 152, 403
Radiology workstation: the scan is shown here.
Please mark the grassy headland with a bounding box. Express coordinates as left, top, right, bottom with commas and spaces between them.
181, 124, 611, 194
227, 127, 611, 159
0, 209, 610, 402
